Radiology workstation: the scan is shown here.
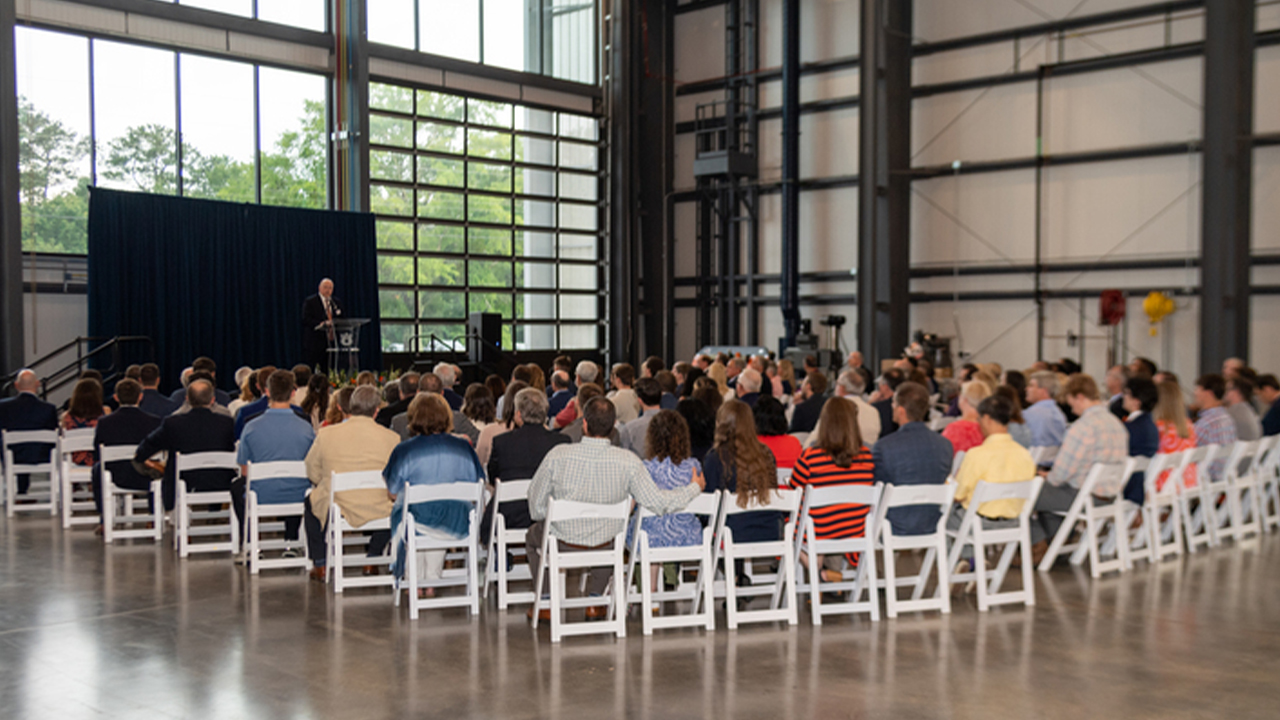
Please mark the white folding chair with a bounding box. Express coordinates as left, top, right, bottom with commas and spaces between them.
946, 477, 1045, 612
1180, 444, 1219, 552
532, 497, 632, 642
59, 428, 99, 528
244, 461, 311, 574
793, 483, 883, 625
1030, 445, 1060, 466
173, 451, 240, 558
1256, 437, 1280, 533
1217, 440, 1262, 543
949, 451, 966, 479
1037, 460, 1139, 577
714, 488, 801, 630
394, 479, 486, 619
326, 470, 394, 593
483, 478, 536, 609
875, 482, 956, 618
3, 429, 59, 517
100, 445, 163, 544
1135, 451, 1185, 563
624, 491, 721, 635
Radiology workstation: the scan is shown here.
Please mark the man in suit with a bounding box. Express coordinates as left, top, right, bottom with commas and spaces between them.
870, 368, 906, 438
434, 363, 463, 411
1120, 376, 1159, 506
91, 379, 163, 522
376, 372, 417, 428
789, 372, 828, 434
302, 278, 342, 372
1105, 365, 1130, 421
0, 369, 59, 495
480, 387, 570, 542
133, 379, 237, 511
167, 357, 231, 407
138, 363, 177, 417
872, 382, 954, 536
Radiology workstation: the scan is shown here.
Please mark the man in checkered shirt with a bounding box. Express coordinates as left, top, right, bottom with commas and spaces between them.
526, 396, 704, 602
1193, 373, 1237, 483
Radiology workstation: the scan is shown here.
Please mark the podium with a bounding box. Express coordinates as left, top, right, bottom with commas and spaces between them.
324, 318, 370, 374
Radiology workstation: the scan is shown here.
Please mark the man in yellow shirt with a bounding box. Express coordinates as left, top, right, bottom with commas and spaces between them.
946, 394, 1038, 560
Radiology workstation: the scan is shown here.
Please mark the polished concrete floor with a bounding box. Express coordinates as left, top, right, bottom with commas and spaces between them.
2, 514, 1279, 720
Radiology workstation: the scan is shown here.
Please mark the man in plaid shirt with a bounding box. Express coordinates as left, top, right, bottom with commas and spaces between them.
525, 396, 704, 613
1193, 374, 1237, 482
1031, 374, 1128, 554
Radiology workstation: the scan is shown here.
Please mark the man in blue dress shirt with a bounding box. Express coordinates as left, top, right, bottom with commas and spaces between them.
1023, 370, 1068, 448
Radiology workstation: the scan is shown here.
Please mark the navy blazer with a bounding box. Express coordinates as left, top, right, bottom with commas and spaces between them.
0, 392, 59, 465
168, 386, 232, 407
93, 406, 162, 491
1262, 398, 1280, 437
134, 407, 236, 509
871, 422, 954, 535
139, 388, 177, 418
481, 424, 571, 539
872, 398, 897, 437
1123, 412, 1159, 505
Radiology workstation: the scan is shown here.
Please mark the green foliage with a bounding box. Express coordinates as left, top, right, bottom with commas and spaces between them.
17, 98, 89, 205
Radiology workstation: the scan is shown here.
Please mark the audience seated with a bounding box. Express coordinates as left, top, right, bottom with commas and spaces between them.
942, 381, 993, 456
481, 388, 570, 542
805, 370, 881, 448
734, 368, 763, 407
436, 363, 463, 412
704, 401, 781, 584
91, 379, 162, 524
1121, 376, 1160, 506
753, 396, 802, 470
0, 369, 59, 496
233, 370, 315, 561
676, 397, 715, 463
302, 385, 398, 581
608, 363, 641, 424
134, 379, 237, 511
174, 371, 234, 419
234, 366, 278, 437
391, 373, 481, 446
547, 371, 574, 417
168, 357, 231, 407
620, 378, 663, 457
384, 394, 486, 596
994, 385, 1033, 448
869, 368, 905, 437
461, 384, 497, 437
376, 372, 418, 428
477, 381, 527, 466
1023, 371, 1068, 447
788, 372, 828, 434
655, 370, 679, 410
292, 365, 313, 408
138, 363, 178, 417
1031, 374, 1128, 553
872, 382, 953, 536
546, 356, 576, 400
628, 410, 705, 596
1224, 376, 1262, 441
1258, 374, 1280, 437
551, 361, 598, 429
526, 397, 703, 615
1104, 365, 1131, 421
228, 369, 259, 419
61, 378, 109, 467
1193, 373, 1237, 483
787, 396, 875, 581
1153, 379, 1198, 492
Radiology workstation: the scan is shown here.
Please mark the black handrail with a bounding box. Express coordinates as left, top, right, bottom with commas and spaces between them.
1, 335, 155, 399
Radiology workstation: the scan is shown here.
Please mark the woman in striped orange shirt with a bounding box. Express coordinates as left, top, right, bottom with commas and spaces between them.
788, 397, 875, 583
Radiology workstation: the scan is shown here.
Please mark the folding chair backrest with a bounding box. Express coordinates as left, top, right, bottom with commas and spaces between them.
1143, 451, 1181, 495
403, 479, 485, 505
804, 482, 882, 510
950, 451, 966, 477
3, 429, 59, 454
331, 469, 386, 495
1030, 445, 1059, 465
1081, 461, 1128, 497
776, 467, 793, 487
246, 460, 309, 482
1225, 440, 1259, 480
494, 478, 532, 503
1251, 438, 1279, 475
635, 490, 721, 521
971, 477, 1043, 520
546, 497, 632, 524
59, 428, 96, 454
175, 451, 238, 476
720, 487, 801, 516
98, 445, 137, 464
874, 482, 956, 536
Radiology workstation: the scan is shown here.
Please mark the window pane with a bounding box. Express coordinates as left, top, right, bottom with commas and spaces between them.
418, 122, 464, 154
419, 223, 464, 253
559, 172, 596, 201
548, 0, 596, 84
519, 168, 556, 197
418, 257, 464, 286
417, 89, 465, 121
518, 199, 555, 227
469, 260, 512, 287
419, 325, 467, 350
468, 129, 512, 160
560, 203, 597, 231
515, 261, 556, 289
377, 220, 414, 250
469, 195, 511, 224
559, 233, 597, 260
560, 324, 598, 349
517, 106, 556, 134
470, 292, 513, 319
418, 189, 464, 220
370, 83, 414, 113
378, 254, 414, 284
518, 293, 556, 320
468, 98, 513, 128
94, 41, 177, 194
370, 185, 414, 216
257, 0, 326, 31
259, 67, 327, 208
515, 325, 557, 350
371, 150, 414, 182
470, 227, 512, 256
468, 161, 511, 192
16, 28, 91, 254
370, 114, 414, 148
369, 0, 416, 49
420, 0, 480, 62
483, 0, 529, 72
420, 291, 466, 319
382, 323, 415, 352
516, 135, 556, 166
180, 0, 251, 16
559, 113, 598, 141
380, 289, 415, 319
560, 295, 596, 320
559, 141, 597, 169
561, 264, 597, 290
178, 55, 255, 202
516, 231, 555, 258
417, 156, 465, 187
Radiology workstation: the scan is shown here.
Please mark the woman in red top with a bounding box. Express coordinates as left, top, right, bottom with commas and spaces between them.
753, 396, 802, 476
61, 378, 109, 466
788, 398, 875, 582
941, 380, 992, 456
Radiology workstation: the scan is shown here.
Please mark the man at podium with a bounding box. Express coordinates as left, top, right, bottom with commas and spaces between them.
302, 278, 342, 373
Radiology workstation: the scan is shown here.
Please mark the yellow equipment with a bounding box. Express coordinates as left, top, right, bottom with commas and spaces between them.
1143, 291, 1175, 336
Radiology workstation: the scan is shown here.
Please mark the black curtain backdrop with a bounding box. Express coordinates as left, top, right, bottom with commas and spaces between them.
87, 188, 380, 391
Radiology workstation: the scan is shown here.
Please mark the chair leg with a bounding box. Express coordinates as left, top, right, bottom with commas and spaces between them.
1020, 528, 1036, 607
639, 545, 654, 636
974, 535, 990, 612
883, 542, 899, 619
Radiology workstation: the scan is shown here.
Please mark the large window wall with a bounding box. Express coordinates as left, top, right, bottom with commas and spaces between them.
154, 0, 327, 31
15, 26, 329, 254
368, 0, 597, 84
368, 82, 603, 353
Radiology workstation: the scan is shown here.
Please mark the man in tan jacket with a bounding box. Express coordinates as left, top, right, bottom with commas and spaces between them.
303, 384, 402, 581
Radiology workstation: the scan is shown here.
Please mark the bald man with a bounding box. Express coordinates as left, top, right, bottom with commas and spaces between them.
0, 370, 59, 495
302, 278, 343, 372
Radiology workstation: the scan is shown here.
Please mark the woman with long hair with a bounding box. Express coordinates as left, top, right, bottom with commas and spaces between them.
706, 362, 731, 400
787, 396, 875, 582
485, 375, 507, 407
777, 359, 796, 398
300, 374, 331, 431
692, 382, 723, 417
62, 378, 108, 466
461, 383, 497, 434
229, 371, 260, 418
676, 398, 715, 462
704, 400, 779, 542
680, 366, 706, 398
323, 386, 354, 427
633, 410, 704, 549
476, 380, 527, 467
1154, 379, 1198, 491
525, 363, 546, 393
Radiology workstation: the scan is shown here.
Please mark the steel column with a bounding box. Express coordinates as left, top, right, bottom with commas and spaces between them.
1199, 0, 1254, 372
607, 0, 635, 363
857, 0, 911, 367
332, 0, 370, 212
0, 0, 23, 376
636, 0, 674, 362
779, 0, 801, 353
